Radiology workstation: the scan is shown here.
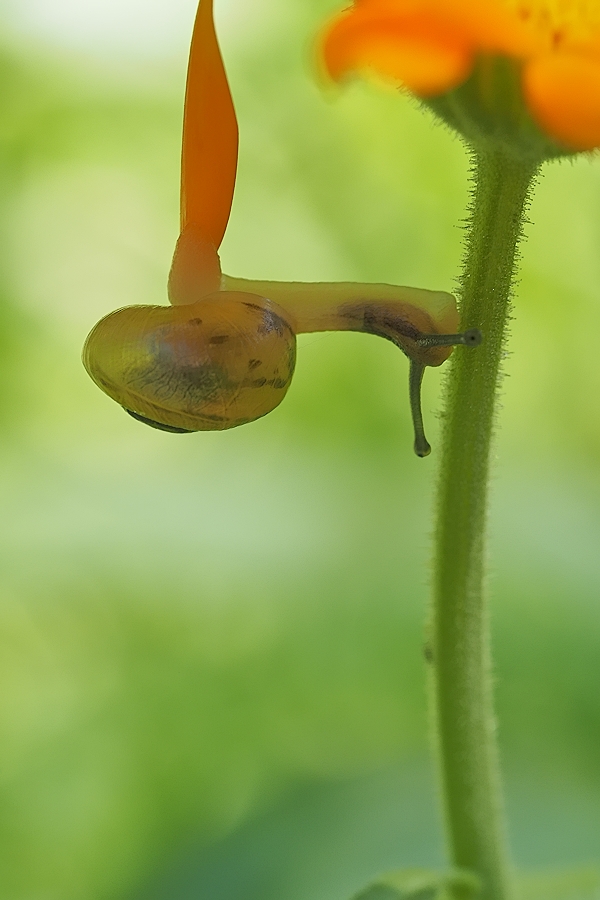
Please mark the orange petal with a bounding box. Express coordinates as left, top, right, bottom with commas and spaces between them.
524, 52, 600, 151
322, 10, 473, 95
181, 0, 239, 248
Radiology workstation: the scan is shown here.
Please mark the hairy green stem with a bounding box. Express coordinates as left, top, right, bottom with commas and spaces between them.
431, 149, 537, 900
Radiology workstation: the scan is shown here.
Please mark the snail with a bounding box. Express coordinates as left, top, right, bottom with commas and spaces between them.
83, 0, 481, 456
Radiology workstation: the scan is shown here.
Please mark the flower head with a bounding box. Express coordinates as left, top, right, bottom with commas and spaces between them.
320, 0, 600, 156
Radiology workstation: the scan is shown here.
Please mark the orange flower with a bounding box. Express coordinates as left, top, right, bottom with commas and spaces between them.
320, 0, 600, 154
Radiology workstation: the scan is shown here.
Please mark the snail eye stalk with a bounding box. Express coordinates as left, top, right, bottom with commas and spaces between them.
409, 329, 481, 457
414, 328, 482, 350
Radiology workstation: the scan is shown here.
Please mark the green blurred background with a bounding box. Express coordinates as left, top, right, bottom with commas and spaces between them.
0, 1, 599, 898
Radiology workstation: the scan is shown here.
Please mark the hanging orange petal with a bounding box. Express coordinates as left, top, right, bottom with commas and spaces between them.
181, 0, 239, 248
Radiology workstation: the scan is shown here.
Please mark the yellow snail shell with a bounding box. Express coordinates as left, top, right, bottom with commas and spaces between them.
83, 292, 296, 432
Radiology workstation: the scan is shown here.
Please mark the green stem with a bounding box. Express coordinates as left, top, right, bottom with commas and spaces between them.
431, 149, 538, 900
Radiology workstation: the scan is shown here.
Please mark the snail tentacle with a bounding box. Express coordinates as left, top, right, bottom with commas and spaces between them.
409, 361, 431, 459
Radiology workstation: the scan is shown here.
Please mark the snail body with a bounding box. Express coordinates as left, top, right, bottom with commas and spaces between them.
84, 249, 478, 451
222, 274, 463, 368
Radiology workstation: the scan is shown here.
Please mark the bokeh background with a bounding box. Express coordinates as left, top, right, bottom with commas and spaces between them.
0, 1, 599, 898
